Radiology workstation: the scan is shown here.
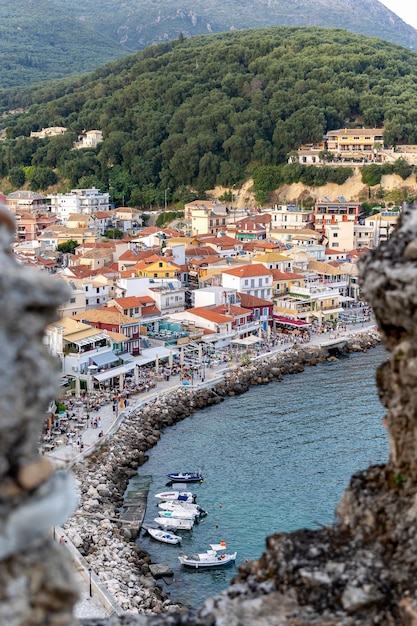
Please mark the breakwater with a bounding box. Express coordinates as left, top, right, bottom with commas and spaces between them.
63, 329, 381, 615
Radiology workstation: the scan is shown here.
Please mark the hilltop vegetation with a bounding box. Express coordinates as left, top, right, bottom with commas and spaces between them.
1, 0, 417, 87
2, 28, 417, 206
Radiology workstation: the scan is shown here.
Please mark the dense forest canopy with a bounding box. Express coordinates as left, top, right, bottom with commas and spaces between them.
2, 0, 417, 87
2, 27, 417, 206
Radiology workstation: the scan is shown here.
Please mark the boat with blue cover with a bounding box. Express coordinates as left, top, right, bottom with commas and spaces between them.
166, 470, 203, 483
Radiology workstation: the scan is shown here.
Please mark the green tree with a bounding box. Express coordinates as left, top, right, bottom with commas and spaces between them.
56, 240, 79, 254
104, 228, 124, 239
362, 164, 383, 187
29, 167, 58, 191
8, 167, 25, 188
392, 157, 412, 180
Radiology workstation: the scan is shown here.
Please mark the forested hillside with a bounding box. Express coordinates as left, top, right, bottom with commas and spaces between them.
2, 28, 417, 207
0, 1, 128, 88
1, 0, 417, 87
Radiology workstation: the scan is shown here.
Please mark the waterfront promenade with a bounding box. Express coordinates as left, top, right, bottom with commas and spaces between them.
48, 322, 374, 467
48, 321, 378, 619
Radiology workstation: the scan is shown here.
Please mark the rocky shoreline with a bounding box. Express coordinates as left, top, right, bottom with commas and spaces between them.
63, 328, 381, 616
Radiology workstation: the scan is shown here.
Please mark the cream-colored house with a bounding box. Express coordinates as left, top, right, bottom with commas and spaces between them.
185, 201, 229, 236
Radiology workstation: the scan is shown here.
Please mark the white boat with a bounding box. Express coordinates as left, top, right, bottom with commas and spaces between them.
154, 491, 196, 503
154, 517, 194, 531
178, 543, 237, 568
158, 509, 198, 521
147, 527, 182, 545
158, 501, 207, 516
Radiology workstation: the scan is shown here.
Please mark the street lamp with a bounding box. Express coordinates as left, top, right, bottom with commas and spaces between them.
88, 567, 92, 598
232, 183, 237, 222
164, 187, 170, 211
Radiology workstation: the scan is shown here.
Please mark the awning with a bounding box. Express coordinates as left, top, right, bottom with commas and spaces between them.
273, 315, 310, 327
232, 335, 262, 346
71, 332, 109, 347
338, 295, 356, 302
320, 308, 345, 316
91, 351, 119, 367
93, 362, 136, 382
133, 346, 177, 367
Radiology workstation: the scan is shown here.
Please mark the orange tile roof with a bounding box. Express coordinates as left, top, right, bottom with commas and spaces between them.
109, 295, 156, 308
187, 307, 233, 324
222, 263, 273, 278
237, 292, 273, 307
271, 270, 305, 281
211, 304, 252, 317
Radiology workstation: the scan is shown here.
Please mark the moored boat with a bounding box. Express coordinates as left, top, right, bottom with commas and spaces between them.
154, 516, 194, 531
147, 527, 182, 545
158, 501, 207, 516
154, 491, 196, 503
158, 508, 198, 521
178, 542, 237, 568
166, 470, 203, 483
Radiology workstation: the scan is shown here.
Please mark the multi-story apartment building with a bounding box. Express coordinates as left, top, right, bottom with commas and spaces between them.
185, 201, 229, 236
48, 187, 110, 224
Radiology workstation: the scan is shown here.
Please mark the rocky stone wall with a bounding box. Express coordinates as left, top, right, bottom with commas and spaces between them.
3, 193, 417, 625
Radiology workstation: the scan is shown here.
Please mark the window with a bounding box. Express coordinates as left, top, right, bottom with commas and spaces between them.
250, 279, 255, 288
258, 278, 262, 286
159, 262, 163, 268
96, 287, 100, 293
70, 297, 76, 303
96, 298, 100, 304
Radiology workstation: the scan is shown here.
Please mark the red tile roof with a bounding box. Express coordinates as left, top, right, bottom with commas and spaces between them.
222, 263, 273, 278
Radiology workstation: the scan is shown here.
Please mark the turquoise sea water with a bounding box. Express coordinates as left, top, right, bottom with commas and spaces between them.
136, 345, 389, 610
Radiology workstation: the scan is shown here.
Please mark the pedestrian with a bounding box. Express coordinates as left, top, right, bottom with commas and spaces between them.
59, 536, 65, 544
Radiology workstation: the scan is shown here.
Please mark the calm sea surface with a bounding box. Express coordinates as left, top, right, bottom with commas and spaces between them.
134, 345, 389, 610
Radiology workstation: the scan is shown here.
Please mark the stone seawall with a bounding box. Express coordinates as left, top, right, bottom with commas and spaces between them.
64, 329, 381, 618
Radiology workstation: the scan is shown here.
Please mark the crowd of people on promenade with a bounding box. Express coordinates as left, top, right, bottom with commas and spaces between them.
40, 304, 375, 456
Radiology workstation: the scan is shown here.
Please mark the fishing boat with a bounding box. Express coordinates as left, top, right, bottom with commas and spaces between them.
166, 470, 204, 483
158, 501, 207, 517
154, 516, 194, 531
147, 527, 182, 545
154, 491, 196, 503
178, 542, 237, 568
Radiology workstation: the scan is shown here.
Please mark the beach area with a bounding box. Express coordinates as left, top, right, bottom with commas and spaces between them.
50, 323, 382, 619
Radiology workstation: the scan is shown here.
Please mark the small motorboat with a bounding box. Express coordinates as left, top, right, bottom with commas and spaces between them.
166, 471, 204, 483
154, 491, 196, 503
147, 527, 182, 545
155, 517, 194, 531
178, 542, 237, 568
158, 509, 198, 521
158, 501, 207, 517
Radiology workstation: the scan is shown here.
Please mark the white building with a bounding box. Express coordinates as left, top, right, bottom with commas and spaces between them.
48, 188, 110, 224
268, 205, 314, 230
222, 264, 273, 300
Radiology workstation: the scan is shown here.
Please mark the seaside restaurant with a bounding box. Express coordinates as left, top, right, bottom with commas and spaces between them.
87, 346, 176, 393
